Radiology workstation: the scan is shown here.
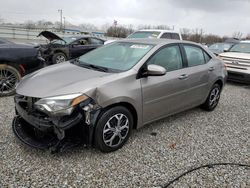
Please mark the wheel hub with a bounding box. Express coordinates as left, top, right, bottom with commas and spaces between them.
103, 113, 129, 148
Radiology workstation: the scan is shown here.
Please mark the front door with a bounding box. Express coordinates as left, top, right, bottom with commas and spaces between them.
141, 44, 190, 124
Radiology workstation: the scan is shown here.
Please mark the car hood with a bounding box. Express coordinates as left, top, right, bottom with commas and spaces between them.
37, 31, 65, 42
16, 62, 114, 98
219, 52, 250, 59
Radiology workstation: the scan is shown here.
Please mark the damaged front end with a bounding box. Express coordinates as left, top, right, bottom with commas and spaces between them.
13, 93, 101, 152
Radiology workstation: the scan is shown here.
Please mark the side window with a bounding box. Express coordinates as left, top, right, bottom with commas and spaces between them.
74, 39, 88, 45
171, 33, 180, 40
203, 51, 211, 63
90, 38, 104, 45
147, 45, 183, 72
160, 33, 172, 39
184, 45, 206, 67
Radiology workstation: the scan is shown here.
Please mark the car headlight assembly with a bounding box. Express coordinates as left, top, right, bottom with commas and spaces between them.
35, 93, 89, 116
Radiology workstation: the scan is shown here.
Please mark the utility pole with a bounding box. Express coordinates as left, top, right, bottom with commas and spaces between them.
58, 9, 63, 31
63, 17, 66, 30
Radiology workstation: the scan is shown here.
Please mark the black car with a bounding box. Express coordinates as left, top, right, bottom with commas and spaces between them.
38, 31, 105, 64
0, 38, 44, 96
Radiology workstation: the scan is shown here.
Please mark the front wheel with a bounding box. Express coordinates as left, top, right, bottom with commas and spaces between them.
94, 106, 133, 152
0, 64, 21, 97
201, 83, 221, 111
52, 52, 67, 64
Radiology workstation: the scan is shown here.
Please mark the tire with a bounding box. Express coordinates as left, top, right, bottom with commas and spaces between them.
52, 52, 67, 64
0, 64, 21, 97
94, 106, 133, 152
201, 83, 221, 111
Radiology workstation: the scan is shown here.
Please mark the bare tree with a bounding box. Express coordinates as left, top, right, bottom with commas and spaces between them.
24, 20, 36, 30
232, 31, 243, 39
188, 28, 205, 43
79, 23, 98, 31
0, 15, 3, 24
137, 24, 171, 30
106, 26, 132, 38
246, 33, 250, 40
180, 28, 191, 40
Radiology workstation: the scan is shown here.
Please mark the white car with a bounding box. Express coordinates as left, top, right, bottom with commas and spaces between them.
219, 41, 250, 83
105, 29, 182, 45
127, 29, 182, 40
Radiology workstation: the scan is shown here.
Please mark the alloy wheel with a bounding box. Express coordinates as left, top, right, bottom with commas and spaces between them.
55, 55, 66, 63
209, 87, 220, 108
0, 68, 19, 95
102, 113, 130, 148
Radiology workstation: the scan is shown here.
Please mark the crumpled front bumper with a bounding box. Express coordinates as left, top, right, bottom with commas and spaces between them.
13, 95, 101, 152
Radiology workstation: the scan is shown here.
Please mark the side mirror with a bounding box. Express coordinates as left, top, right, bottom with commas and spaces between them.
223, 49, 229, 52
146, 64, 166, 76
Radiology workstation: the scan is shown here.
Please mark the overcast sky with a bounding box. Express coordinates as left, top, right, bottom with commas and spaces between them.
0, 0, 250, 36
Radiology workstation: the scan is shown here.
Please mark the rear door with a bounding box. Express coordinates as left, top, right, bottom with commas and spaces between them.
181, 44, 212, 104
141, 44, 191, 123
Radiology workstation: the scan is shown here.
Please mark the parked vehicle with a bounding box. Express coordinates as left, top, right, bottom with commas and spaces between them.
104, 29, 182, 45
208, 42, 235, 55
13, 39, 227, 153
219, 41, 250, 83
38, 31, 105, 64
0, 38, 44, 96
127, 29, 183, 40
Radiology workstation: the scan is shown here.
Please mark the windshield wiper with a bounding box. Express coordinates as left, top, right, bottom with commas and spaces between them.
79, 62, 109, 72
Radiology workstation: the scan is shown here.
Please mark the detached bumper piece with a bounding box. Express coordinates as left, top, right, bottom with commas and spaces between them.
12, 116, 86, 153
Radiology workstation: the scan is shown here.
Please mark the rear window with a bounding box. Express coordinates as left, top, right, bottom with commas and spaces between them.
127, 31, 160, 39
160, 33, 180, 40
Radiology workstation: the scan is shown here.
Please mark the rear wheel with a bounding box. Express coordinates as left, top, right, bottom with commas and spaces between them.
0, 64, 21, 97
52, 52, 67, 64
94, 106, 133, 152
201, 83, 221, 111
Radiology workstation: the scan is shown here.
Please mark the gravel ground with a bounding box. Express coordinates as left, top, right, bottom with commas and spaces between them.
0, 82, 249, 187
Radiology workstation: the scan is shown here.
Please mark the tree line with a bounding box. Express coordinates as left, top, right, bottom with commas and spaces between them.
1, 18, 250, 44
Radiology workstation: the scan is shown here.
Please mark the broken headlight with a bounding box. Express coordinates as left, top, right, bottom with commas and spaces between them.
35, 93, 89, 116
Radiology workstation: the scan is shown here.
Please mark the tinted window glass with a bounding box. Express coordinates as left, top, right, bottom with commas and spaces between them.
148, 45, 183, 71
203, 51, 211, 63
184, 45, 205, 67
160, 33, 172, 39
171, 33, 180, 40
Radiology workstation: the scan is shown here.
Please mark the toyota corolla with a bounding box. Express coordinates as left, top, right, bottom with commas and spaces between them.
12, 39, 227, 153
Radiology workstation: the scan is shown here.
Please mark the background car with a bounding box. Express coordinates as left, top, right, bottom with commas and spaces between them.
0, 38, 44, 96
104, 29, 182, 45
127, 29, 183, 40
219, 40, 250, 83
38, 31, 105, 64
13, 39, 227, 153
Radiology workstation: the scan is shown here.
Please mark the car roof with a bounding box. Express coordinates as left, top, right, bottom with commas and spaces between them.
240, 40, 250, 43
117, 38, 198, 46
136, 29, 180, 33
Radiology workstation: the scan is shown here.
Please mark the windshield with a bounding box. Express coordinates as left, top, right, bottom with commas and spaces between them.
78, 42, 154, 72
229, 43, 250, 53
52, 37, 77, 45
127, 31, 160, 39
209, 43, 232, 51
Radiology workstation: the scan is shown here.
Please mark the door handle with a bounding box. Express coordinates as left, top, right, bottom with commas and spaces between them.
209, 67, 215, 71
178, 74, 188, 80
